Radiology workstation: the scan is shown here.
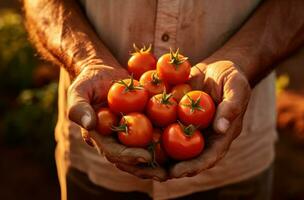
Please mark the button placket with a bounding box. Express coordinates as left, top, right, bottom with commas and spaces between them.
153, 0, 181, 57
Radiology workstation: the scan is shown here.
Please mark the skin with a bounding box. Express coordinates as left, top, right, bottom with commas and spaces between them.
23, 0, 167, 182
107, 79, 149, 114
171, 83, 192, 102
157, 53, 191, 85
162, 123, 205, 161
117, 113, 153, 148
128, 52, 156, 80
24, 0, 304, 181
146, 93, 177, 127
139, 70, 168, 97
178, 90, 215, 128
96, 107, 118, 136
152, 129, 167, 165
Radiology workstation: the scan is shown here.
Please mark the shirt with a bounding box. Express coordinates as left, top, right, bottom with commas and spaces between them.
55, 1, 278, 199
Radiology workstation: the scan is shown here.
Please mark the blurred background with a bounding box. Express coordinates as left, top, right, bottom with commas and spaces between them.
0, 1, 303, 200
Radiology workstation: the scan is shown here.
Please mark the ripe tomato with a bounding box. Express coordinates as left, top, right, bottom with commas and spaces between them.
114, 113, 153, 147
127, 44, 157, 79
146, 91, 177, 127
107, 78, 148, 114
178, 90, 215, 128
96, 107, 118, 136
171, 83, 192, 102
162, 123, 204, 160
151, 129, 167, 165
157, 49, 191, 85
139, 70, 169, 97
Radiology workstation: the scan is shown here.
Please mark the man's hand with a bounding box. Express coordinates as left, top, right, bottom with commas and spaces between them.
169, 60, 251, 178
67, 65, 168, 181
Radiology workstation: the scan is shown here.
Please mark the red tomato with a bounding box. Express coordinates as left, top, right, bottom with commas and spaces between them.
151, 129, 167, 165
139, 70, 169, 97
157, 49, 191, 85
115, 113, 153, 147
146, 92, 177, 127
162, 123, 204, 160
127, 44, 157, 79
96, 107, 118, 136
107, 78, 149, 114
171, 83, 192, 102
178, 90, 215, 128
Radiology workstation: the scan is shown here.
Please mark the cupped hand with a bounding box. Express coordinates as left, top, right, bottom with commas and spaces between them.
67, 65, 168, 181
169, 60, 251, 178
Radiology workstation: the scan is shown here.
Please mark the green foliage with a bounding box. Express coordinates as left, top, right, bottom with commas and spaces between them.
0, 9, 58, 167
0, 9, 37, 96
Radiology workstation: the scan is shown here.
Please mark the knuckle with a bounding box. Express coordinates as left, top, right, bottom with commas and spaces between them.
229, 103, 243, 117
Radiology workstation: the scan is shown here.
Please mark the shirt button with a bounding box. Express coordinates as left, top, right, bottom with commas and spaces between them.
161, 33, 170, 42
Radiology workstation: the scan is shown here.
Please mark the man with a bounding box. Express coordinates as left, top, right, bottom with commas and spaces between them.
23, 0, 304, 199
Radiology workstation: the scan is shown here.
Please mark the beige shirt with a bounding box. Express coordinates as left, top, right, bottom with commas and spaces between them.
55, 1, 277, 199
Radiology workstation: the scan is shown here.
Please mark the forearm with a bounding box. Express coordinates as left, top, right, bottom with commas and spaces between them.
23, 0, 124, 78
204, 0, 304, 87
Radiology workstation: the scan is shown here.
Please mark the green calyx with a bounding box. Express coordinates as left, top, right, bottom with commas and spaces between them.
183, 95, 206, 113
132, 43, 152, 55
147, 142, 159, 168
178, 121, 197, 137
151, 72, 161, 85
158, 90, 173, 105
169, 48, 188, 66
112, 117, 128, 134
117, 75, 143, 93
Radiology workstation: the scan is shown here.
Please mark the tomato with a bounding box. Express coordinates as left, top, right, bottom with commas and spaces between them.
127, 44, 157, 79
107, 77, 149, 114
151, 129, 167, 165
157, 49, 191, 85
114, 113, 153, 147
178, 90, 215, 128
146, 91, 177, 127
162, 123, 204, 160
96, 107, 118, 136
171, 83, 192, 102
139, 70, 169, 97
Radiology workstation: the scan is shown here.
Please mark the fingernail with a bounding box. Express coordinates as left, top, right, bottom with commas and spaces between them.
83, 137, 94, 147
216, 118, 230, 133
81, 113, 92, 129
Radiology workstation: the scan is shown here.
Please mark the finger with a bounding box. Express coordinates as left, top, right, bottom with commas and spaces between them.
81, 128, 95, 147
89, 131, 152, 165
170, 115, 243, 178
188, 64, 207, 90
67, 78, 96, 130
213, 72, 251, 134
115, 163, 168, 182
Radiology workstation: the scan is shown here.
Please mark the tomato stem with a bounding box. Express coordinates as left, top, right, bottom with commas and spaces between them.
147, 142, 159, 168
182, 95, 206, 113
151, 72, 161, 85
117, 75, 143, 93
112, 117, 129, 134
158, 90, 173, 105
178, 121, 197, 137
132, 43, 152, 55
169, 48, 188, 67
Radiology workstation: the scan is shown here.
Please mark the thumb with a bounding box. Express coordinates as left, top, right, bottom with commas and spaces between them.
213, 100, 241, 134
213, 73, 251, 134
67, 81, 96, 130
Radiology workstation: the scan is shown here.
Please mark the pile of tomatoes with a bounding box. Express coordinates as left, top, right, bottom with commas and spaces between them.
96, 44, 215, 166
